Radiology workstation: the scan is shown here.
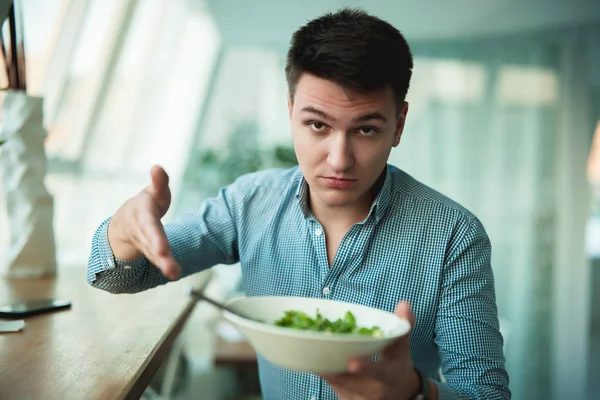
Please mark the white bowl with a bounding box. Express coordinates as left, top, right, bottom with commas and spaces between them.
222, 296, 411, 374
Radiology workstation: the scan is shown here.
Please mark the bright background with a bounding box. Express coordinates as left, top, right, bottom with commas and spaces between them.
1, 1, 599, 399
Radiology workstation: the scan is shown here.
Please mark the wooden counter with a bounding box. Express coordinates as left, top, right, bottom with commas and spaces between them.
0, 267, 210, 400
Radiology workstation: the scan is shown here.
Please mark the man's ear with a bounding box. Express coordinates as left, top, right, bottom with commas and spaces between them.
393, 102, 409, 147
287, 94, 293, 120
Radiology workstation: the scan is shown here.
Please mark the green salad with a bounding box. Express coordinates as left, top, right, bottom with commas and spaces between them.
274, 309, 383, 337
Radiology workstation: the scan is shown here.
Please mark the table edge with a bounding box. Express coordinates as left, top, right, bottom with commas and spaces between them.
121, 297, 197, 400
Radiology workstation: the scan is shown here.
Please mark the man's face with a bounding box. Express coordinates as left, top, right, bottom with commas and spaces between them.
288, 73, 408, 210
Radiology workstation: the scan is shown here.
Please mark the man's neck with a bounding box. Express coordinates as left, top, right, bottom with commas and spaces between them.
309, 192, 373, 230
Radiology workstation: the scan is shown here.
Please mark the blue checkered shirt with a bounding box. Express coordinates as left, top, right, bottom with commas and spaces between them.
88, 165, 510, 400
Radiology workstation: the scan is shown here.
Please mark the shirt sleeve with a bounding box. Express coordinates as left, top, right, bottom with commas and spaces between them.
433, 217, 511, 400
87, 181, 247, 294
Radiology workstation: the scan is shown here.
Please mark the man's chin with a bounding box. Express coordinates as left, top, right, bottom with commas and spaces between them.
315, 190, 362, 208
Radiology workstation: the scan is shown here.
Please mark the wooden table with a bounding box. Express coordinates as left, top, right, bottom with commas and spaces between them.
0, 267, 211, 400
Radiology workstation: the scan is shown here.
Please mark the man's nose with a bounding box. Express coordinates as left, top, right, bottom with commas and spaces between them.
326, 133, 354, 172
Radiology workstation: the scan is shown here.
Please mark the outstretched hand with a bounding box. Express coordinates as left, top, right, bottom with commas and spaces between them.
108, 165, 181, 279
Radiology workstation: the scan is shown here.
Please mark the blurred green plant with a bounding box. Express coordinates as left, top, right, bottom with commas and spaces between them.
189, 119, 297, 197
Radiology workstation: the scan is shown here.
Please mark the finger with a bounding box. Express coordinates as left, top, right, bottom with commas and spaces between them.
321, 373, 358, 399
347, 356, 416, 393
150, 165, 169, 194
147, 250, 181, 280
146, 165, 171, 212
322, 374, 384, 398
395, 300, 416, 328
320, 372, 352, 382
157, 255, 181, 280
135, 207, 170, 256
347, 358, 389, 381
144, 217, 170, 257
136, 215, 181, 279
132, 228, 180, 280
324, 357, 383, 380
380, 301, 416, 359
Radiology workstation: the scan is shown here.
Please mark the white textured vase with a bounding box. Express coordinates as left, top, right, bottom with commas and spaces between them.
0, 90, 57, 278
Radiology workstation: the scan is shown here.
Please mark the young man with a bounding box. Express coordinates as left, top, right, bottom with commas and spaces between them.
88, 8, 510, 400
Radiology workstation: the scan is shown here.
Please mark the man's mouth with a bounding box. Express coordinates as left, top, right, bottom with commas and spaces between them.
322, 177, 357, 189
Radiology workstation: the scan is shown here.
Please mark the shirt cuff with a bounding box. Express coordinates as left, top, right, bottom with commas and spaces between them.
434, 380, 458, 400
114, 255, 148, 270
87, 217, 149, 284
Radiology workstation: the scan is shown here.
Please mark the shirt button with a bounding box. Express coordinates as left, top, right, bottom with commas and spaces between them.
315, 228, 323, 236
124, 265, 132, 270
310, 396, 317, 400
322, 287, 330, 295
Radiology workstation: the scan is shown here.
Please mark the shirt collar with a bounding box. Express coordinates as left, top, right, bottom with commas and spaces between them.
294, 165, 393, 223
369, 166, 393, 223
294, 170, 311, 217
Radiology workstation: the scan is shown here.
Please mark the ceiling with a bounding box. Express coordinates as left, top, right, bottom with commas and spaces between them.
203, 0, 600, 46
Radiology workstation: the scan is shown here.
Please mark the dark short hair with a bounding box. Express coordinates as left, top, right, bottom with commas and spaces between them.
285, 8, 414, 110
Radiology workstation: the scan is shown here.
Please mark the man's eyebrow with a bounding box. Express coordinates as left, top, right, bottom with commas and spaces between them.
352, 112, 387, 123
300, 106, 388, 124
300, 106, 337, 122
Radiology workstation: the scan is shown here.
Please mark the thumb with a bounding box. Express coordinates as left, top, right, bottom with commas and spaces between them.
395, 301, 416, 331
145, 165, 171, 214
378, 300, 416, 360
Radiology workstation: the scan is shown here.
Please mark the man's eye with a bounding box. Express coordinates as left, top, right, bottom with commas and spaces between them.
309, 122, 328, 132
358, 127, 378, 136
